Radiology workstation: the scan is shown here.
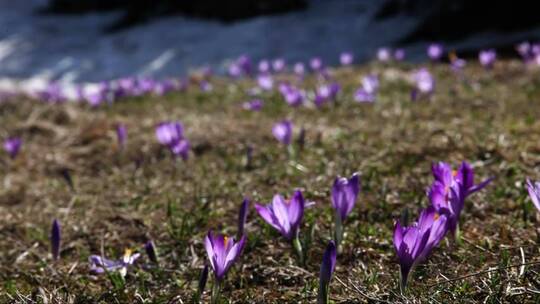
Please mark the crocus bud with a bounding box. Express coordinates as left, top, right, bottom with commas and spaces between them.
4, 137, 22, 159
198, 264, 209, 299
116, 123, 127, 149
318, 241, 337, 304
237, 198, 249, 239
144, 240, 159, 265
51, 219, 61, 261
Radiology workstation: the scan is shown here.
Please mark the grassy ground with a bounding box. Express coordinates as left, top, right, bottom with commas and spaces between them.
2, 60, 540, 303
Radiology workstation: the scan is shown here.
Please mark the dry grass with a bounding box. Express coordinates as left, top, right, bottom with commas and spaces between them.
2, 60, 540, 303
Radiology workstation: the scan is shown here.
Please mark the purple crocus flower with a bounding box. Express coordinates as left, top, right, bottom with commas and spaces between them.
51, 219, 61, 261
258, 60, 270, 74
314, 83, 340, 107
204, 231, 246, 281
429, 161, 493, 233
318, 240, 337, 304
516, 42, 532, 61
394, 49, 405, 61
238, 198, 249, 239
237, 55, 252, 75
272, 58, 286, 73
4, 137, 22, 159
242, 99, 263, 111
450, 54, 466, 72
255, 190, 305, 240
527, 179, 540, 212
394, 207, 448, 290
89, 249, 141, 277
411, 68, 435, 101
427, 44, 444, 61
257, 74, 274, 91
340, 52, 354, 66
354, 74, 379, 103
310, 57, 323, 71
332, 173, 360, 222
377, 47, 391, 62
479, 49, 496, 69
155, 121, 190, 160
354, 88, 375, 103
116, 124, 127, 149
294, 62, 305, 77
279, 84, 304, 107
332, 173, 360, 247
228, 63, 242, 78
272, 120, 293, 145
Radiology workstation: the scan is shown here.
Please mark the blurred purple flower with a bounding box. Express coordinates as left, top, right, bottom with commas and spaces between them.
394, 49, 405, 61
156, 121, 190, 160
89, 249, 140, 277
516, 42, 532, 61
116, 124, 127, 149
310, 57, 323, 71
255, 190, 305, 240
377, 47, 391, 62
354, 74, 379, 103
204, 231, 246, 281
340, 52, 353, 66
4, 137, 22, 159
294, 62, 305, 77
272, 120, 293, 145
427, 43, 444, 61
479, 49, 496, 69
412, 68, 435, 100
242, 99, 263, 111
527, 179, 540, 212
257, 74, 274, 91
258, 60, 270, 74
279, 84, 304, 107
272, 58, 286, 73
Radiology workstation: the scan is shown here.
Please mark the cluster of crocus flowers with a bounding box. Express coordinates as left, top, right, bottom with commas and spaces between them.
3, 137, 22, 159
204, 231, 246, 303
279, 83, 304, 107
155, 121, 190, 160
314, 83, 340, 107
354, 74, 379, 103
429, 161, 492, 236
479, 49, 497, 69
331, 173, 360, 248
89, 249, 141, 278
255, 190, 306, 263
394, 206, 448, 291
411, 68, 435, 101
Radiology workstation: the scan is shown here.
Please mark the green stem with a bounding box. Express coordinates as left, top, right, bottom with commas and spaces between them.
334, 213, 343, 251
292, 235, 304, 266
211, 280, 221, 304
317, 282, 329, 304
287, 145, 296, 160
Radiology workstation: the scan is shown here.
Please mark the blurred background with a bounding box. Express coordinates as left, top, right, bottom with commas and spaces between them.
2, 0, 540, 82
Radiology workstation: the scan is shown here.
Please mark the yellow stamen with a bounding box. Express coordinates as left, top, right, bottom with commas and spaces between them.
223, 236, 229, 247
434, 213, 440, 221
124, 248, 132, 258
452, 170, 457, 177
